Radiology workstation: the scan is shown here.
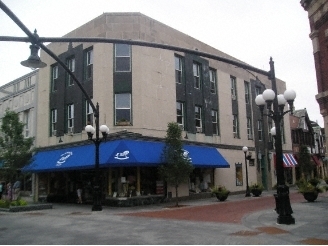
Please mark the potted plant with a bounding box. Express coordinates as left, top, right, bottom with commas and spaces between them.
298, 178, 324, 202
250, 183, 264, 197
211, 185, 230, 201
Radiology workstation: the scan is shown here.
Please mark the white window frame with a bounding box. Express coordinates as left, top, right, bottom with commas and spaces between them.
233, 114, 239, 138
176, 102, 184, 129
115, 93, 131, 124
52, 65, 58, 91
51, 109, 57, 135
24, 110, 30, 138
85, 49, 93, 79
210, 69, 217, 94
115, 44, 131, 72
67, 57, 75, 86
195, 106, 202, 132
247, 117, 253, 139
175, 56, 183, 84
212, 110, 219, 135
86, 100, 94, 126
244, 81, 250, 104
67, 104, 74, 129
231, 76, 237, 99
193, 62, 201, 89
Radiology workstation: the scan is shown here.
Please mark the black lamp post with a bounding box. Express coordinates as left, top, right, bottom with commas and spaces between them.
242, 146, 251, 197
255, 58, 296, 225
85, 113, 109, 211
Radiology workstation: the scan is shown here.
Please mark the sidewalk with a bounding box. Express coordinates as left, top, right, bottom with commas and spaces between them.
1, 188, 328, 245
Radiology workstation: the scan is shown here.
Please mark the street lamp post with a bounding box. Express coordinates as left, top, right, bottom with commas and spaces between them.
242, 146, 251, 197
85, 111, 109, 211
255, 58, 296, 225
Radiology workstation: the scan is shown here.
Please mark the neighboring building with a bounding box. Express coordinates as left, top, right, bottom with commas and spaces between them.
290, 108, 327, 180
20, 13, 293, 203
301, 0, 328, 161
0, 70, 38, 189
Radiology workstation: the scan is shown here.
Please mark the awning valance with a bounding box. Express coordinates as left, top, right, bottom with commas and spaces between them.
22, 139, 230, 172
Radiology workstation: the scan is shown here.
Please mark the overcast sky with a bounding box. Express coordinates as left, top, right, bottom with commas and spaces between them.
0, 0, 322, 126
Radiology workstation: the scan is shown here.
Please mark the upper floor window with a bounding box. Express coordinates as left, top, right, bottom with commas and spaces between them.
13, 82, 20, 93
193, 62, 201, 89
86, 100, 94, 126
209, 69, 217, 94
84, 49, 93, 80
176, 102, 185, 130
25, 77, 31, 88
212, 110, 219, 135
115, 93, 131, 124
67, 104, 74, 132
244, 81, 250, 104
51, 65, 58, 92
195, 106, 202, 132
51, 108, 57, 136
115, 44, 131, 72
247, 117, 253, 139
255, 87, 261, 96
23, 110, 30, 138
66, 57, 75, 86
233, 114, 239, 138
175, 55, 183, 84
231, 76, 237, 99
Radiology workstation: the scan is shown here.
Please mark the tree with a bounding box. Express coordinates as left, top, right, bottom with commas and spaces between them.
0, 110, 34, 182
298, 145, 313, 180
158, 122, 194, 206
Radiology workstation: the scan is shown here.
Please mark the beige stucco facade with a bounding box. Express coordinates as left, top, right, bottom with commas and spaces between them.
32, 12, 293, 197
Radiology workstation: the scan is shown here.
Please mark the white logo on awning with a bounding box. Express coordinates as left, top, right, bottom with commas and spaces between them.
183, 150, 192, 161
114, 150, 129, 160
56, 152, 73, 166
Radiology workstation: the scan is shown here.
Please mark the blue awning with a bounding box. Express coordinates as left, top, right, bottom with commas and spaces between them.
22, 139, 229, 172
22, 142, 118, 173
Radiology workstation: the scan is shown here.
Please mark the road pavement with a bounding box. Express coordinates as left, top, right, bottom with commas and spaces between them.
0, 188, 327, 245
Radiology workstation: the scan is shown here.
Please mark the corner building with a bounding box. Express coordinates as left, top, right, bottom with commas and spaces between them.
26, 13, 293, 204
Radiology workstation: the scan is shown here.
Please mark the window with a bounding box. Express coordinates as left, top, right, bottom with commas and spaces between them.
115, 44, 131, 72
212, 110, 219, 135
244, 81, 250, 104
247, 117, 253, 139
195, 106, 202, 132
233, 114, 239, 138
231, 76, 237, 99
209, 69, 217, 94
115, 93, 131, 124
51, 109, 57, 136
235, 163, 243, 186
175, 55, 183, 84
84, 49, 93, 80
24, 110, 30, 138
255, 87, 261, 96
258, 120, 263, 141
51, 65, 58, 92
66, 57, 75, 86
25, 77, 31, 88
85, 100, 94, 126
193, 62, 201, 89
176, 102, 185, 129
67, 104, 74, 131
14, 82, 20, 93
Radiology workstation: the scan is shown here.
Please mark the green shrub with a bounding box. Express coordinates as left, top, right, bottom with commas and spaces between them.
18, 199, 27, 206
0, 199, 10, 208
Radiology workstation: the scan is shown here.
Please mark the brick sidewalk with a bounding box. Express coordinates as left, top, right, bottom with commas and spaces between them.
122, 192, 305, 224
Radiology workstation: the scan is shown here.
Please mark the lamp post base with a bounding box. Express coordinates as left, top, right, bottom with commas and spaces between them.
245, 189, 251, 197
274, 185, 295, 225
92, 184, 102, 212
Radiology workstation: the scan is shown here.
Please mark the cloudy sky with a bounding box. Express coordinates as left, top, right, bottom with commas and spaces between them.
0, 0, 321, 126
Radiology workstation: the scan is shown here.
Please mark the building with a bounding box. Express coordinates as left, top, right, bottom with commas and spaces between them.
301, 0, 328, 159
18, 13, 294, 204
0, 70, 38, 190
